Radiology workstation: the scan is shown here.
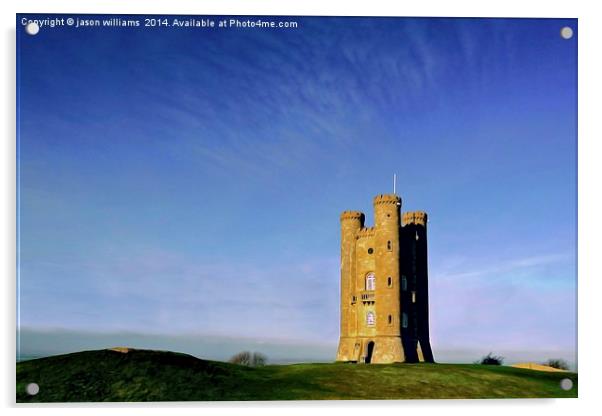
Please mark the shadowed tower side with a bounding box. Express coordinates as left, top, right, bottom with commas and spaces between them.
401, 211, 435, 363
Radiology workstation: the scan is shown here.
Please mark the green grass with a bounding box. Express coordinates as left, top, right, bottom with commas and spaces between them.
16, 348, 577, 402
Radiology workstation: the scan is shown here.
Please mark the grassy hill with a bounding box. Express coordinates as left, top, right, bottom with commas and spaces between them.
16, 348, 577, 402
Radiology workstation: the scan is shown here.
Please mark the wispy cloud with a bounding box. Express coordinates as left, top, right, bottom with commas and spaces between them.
20, 244, 340, 342
434, 251, 574, 281
429, 251, 576, 355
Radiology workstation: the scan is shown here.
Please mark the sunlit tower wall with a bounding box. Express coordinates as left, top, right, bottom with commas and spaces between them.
336, 210, 364, 361
371, 194, 405, 363
401, 211, 435, 363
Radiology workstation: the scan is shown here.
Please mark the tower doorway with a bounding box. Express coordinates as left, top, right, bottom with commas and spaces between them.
365, 341, 375, 364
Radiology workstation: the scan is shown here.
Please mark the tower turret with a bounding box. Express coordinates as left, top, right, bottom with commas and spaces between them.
372, 194, 405, 362
401, 211, 435, 363
336, 210, 364, 361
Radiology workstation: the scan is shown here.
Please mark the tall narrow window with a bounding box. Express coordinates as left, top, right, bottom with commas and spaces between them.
367, 311, 375, 326
402, 312, 408, 328
387, 276, 392, 287
366, 273, 376, 291
401, 275, 407, 291
388, 315, 392, 325
387, 240, 392, 251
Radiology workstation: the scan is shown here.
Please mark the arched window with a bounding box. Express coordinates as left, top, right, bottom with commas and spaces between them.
388, 315, 392, 325
366, 311, 375, 326
366, 273, 375, 291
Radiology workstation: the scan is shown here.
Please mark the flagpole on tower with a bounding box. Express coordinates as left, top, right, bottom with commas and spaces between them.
393, 173, 397, 195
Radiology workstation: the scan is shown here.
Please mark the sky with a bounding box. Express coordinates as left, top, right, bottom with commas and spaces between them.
17, 15, 577, 366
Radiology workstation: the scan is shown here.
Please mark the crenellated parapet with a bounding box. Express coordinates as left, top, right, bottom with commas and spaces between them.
356, 226, 376, 239
373, 194, 402, 206
402, 211, 428, 226
340, 210, 365, 222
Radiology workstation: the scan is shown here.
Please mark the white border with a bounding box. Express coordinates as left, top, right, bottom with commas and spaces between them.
3, 1, 601, 415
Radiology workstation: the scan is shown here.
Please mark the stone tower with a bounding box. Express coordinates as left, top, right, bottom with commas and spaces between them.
336, 193, 435, 364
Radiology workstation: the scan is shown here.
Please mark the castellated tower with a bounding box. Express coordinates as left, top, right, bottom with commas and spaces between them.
336, 194, 435, 364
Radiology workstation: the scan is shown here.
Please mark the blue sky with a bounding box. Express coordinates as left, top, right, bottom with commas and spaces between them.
17, 16, 577, 364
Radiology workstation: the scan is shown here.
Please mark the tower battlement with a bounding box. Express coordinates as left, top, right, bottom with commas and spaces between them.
340, 211, 365, 221
373, 194, 401, 206
356, 227, 376, 238
402, 211, 428, 226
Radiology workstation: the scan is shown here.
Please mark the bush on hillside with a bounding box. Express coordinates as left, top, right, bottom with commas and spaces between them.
229, 351, 252, 366
252, 352, 267, 367
229, 351, 267, 367
478, 352, 504, 365
544, 358, 569, 370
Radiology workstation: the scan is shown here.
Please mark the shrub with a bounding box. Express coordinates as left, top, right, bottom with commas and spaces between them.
229, 351, 267, 367
478, 352, 504, 365
544, 358, 569, 370
252, 352, 267, 367
229, 351, 251, 366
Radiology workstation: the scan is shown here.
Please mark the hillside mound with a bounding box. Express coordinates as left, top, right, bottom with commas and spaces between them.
17, 348, 577, 402
511, 362, 569, 372
17, 348, 255, 402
